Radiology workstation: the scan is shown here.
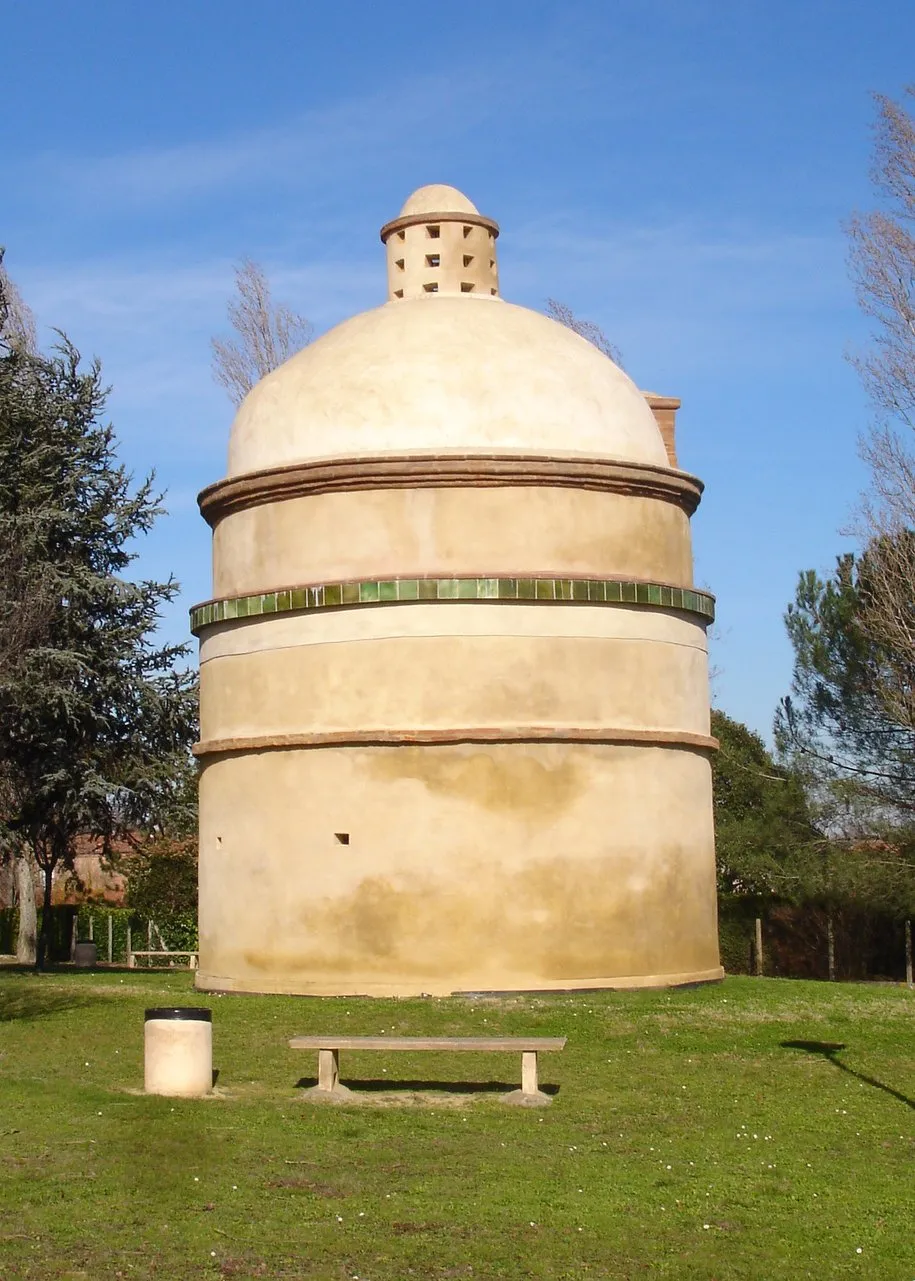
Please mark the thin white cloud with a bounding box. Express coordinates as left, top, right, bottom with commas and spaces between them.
21, 59, 549, 211
504, 216, 856, 378
18, 252, 382, 426
23, 254, 378, 332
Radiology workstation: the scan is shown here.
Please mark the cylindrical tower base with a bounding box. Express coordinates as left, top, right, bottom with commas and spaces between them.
195, 741, 722, 997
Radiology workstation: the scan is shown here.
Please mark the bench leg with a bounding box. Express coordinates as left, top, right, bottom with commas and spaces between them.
318, 1048, 339, 1092
501, 1051, 552, 1107
522, 1051, 539, 1095
299, 1049, 353, 1104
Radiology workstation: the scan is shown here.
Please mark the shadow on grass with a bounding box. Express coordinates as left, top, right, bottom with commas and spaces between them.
782, 1040, 915, 1111
0, 967, 115, 1023
0, 986, 101, 1023
295, 1076, 559, 1096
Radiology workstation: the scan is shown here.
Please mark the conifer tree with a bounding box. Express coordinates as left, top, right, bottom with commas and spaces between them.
0, 311, 197, 967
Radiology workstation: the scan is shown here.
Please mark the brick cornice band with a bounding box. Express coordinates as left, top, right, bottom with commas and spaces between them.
197, 453, 704, 526
189, 575, 715, 634
193, 726, 719, 758
380, 210, 500, 242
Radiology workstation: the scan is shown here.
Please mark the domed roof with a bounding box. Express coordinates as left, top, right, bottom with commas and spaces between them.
399, 184, 479, 216
227, 296, 669, 477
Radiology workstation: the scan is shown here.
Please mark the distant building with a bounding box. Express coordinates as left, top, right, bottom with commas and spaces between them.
192, 185, 722, 995
0, 836, 128, 910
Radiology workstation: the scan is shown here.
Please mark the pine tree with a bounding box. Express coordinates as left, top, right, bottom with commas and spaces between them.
712, 708, 818, 905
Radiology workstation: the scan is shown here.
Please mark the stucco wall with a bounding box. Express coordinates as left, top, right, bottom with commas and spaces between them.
211, 486, 695, 597
196, 741, 720, 996
197, 604, 710, 743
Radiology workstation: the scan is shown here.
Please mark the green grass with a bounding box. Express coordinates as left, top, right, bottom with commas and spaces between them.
0, 971, 913, 1279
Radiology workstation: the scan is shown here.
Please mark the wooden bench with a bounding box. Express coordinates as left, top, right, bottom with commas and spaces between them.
127, 950, 198, 970
288, 1035, 566, 1106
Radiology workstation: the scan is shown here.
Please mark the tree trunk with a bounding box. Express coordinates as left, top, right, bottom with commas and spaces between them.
906, 919, 913, 988
35, 862, 54, 971
15, 851, 37, 965
754, 917, 764, 977
827, 913, 836, 981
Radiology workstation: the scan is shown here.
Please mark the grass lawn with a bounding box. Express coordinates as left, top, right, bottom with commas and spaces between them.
0, 970, 912, 1279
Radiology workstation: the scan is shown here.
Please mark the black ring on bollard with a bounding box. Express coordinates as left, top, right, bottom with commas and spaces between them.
144, 1008, 212, 1022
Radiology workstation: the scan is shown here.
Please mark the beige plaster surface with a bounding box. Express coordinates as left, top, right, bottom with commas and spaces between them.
385, 219, 498, 300
195, 742, 720, 996
227, 297, 669, 477
197, 607, 710, 742
382, 184, 499, 300
210, 486, 694, 598
399, 184, 480, 216
198, 637, 710, 741
199, 597, 707, 658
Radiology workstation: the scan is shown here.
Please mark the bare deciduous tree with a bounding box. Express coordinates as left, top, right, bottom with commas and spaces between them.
847, 88, 915, 429
211, 258, 313, 407
546, 298, 624, 368
779, 85, 915, 850
845, 88, 915, 731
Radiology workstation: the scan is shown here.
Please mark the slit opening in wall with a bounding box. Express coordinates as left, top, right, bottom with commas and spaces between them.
426, 224, 440, 238
335, 832, 350, 845
462, 254, 474, 267
463, 225, 473, 238
423, 282, 439, 293
425, 254, 440, 267
461, 282, 475, 292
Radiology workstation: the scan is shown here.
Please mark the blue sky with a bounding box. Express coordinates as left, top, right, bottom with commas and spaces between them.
3, 0, 913, 740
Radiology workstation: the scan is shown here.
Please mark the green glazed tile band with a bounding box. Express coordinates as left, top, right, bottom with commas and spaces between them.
190, 577, 714, 635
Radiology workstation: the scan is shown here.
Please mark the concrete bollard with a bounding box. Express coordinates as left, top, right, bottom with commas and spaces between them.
144, 1008, 213, 1097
